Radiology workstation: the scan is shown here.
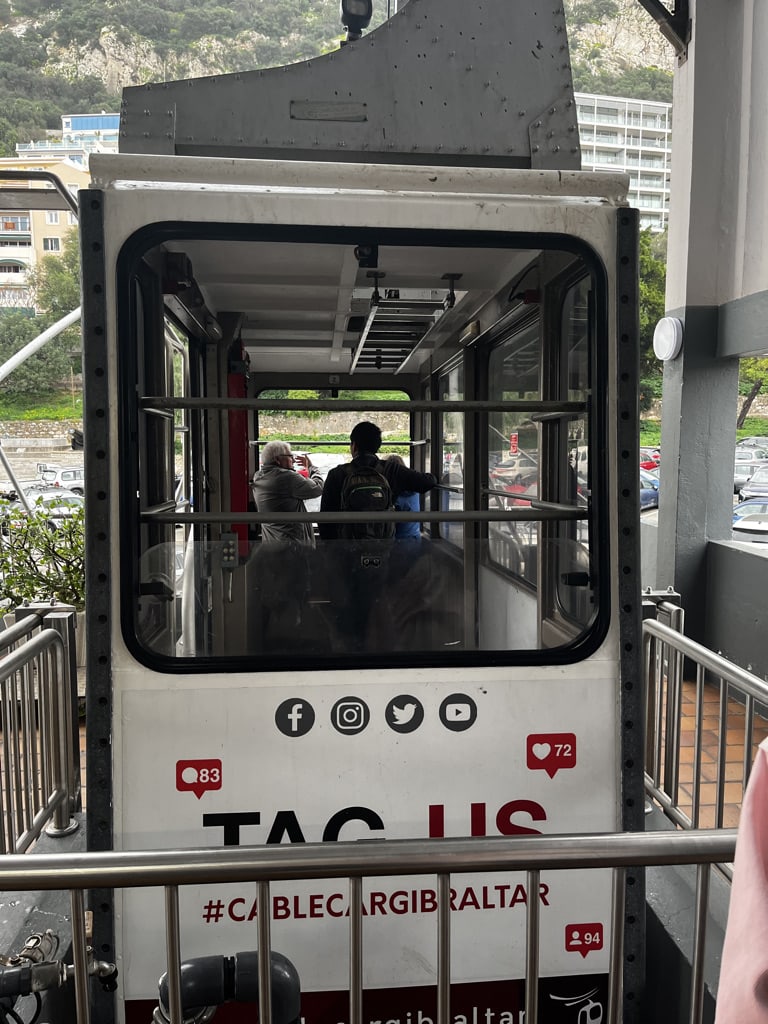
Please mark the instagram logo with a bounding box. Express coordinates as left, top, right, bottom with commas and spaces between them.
331, 697, 370, 735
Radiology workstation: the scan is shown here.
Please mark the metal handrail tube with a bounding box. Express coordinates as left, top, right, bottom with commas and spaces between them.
0, 627, 75, 850
142, 508, 585, 525
349, 876, 362, 1024
70, 889, 90, 1024
643, 620, 768, 700
0, 829, 737, 889
691, 663, 705, 828
0, 610, 44, 652
716, 682, 728, 829
0, 830, 736, 1024
607, 866, 625, 1021
644, 618, 768, 855
257, 880, 273, 1024
524, 868, 540, 1024
141, 397, 587, 414
689, 865, 710, 1024
165, 886, 183, 1024
436, 874, 450, 1024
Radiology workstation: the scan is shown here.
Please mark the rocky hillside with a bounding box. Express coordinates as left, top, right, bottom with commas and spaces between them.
0, 0, 675, 155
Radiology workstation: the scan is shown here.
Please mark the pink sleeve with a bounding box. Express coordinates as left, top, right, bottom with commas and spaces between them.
715, 738, 768, 1022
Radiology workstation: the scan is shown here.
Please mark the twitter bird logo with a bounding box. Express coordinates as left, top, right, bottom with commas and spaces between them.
392, 702, 417, 724
386, 695, 424, 733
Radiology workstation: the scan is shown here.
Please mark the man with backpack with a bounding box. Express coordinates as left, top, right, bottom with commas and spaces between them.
318, 422, 436, 542
318, 422, 437, 650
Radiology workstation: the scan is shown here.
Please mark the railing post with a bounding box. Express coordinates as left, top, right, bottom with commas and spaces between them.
44, 608, 82, 815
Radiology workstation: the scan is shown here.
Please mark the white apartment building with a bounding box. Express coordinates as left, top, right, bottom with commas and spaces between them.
575, 92, 672, 232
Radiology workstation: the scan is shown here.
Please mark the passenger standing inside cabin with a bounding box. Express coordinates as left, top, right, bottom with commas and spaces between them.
251, 441, 323, 547
319, 423, 436, 650
386, 454, 424, 544
319, 422, 436, 540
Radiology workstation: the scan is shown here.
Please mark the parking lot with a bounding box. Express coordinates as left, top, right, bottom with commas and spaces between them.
0, 447, 85, 495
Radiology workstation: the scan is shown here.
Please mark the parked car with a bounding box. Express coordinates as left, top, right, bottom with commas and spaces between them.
740, 464, 768, 501
489, 451, 538, 489
737, 436, 768, 449
734, 448, 768, 493
732, 513, 768, 543
640, 468, 660, 511
1, 488, 84, 534
732, 498, 768, 523
37, 465, 85, 495
639, 447, 661, 471
729, 499, 768, 524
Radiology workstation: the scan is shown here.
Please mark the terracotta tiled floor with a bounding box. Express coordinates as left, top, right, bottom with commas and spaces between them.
660, 679, 768, 829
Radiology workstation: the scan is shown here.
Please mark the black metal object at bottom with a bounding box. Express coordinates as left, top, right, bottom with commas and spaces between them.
156, 950, 300, 1024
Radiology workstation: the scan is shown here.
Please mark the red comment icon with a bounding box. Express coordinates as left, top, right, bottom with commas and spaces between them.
526, 732, 577, 778
565, 922, 603, 958
176, 759, 222, 799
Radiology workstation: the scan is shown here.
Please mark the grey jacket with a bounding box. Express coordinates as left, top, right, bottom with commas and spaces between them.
251, 465, 323, 547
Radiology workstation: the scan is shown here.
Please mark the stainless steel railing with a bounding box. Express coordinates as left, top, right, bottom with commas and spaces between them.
0, 606, 79, 851
1, 828, 736, 1024
644, 615, 768, 873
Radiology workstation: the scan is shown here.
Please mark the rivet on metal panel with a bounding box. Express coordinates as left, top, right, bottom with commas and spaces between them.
142, 132, 149, 138
484, 81, 491, 88
165, 133, 172, 139
237, 137, 244, 143
566, 99, 573, 107
449, 50, 455, 57
518, 111, 526, 116
338, 141, 346, 147
534, 120, 542, 127
532, 144, 539, 152
166, 110, 173, 117
549, 107, 557, 114
568, 124, 576, 132
466, 65, 473, 71
143, 109, 151, 116
432, 37, 438, 42
552, 145, 561, 152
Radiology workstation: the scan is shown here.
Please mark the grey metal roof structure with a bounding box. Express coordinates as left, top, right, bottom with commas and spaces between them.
119, 0, 580, 171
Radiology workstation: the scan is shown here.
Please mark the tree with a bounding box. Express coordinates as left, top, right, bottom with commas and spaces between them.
737, 358, 768, 428
0, 310, 74, 396
638, 228, 667, 410
26, 228, 81, 316
0, 229, 82, 397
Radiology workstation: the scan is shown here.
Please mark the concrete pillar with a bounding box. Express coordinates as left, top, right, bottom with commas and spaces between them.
657, 0, 768, 638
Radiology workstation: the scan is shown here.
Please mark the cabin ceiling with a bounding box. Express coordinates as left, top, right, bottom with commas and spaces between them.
166, 238, 536, 376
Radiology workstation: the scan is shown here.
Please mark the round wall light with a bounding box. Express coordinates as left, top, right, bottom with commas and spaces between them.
653, 316, 684, 361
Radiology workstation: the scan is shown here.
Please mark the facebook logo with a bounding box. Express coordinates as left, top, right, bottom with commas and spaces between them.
275, 698, 315, 737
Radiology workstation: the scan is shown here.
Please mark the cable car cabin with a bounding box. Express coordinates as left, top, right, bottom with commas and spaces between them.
78, 3, 643, 1021
80, 154, 642, 1023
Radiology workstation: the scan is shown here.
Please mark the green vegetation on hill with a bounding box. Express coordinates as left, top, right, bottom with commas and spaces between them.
0, 0, 671, 155
0, 28, 117, 154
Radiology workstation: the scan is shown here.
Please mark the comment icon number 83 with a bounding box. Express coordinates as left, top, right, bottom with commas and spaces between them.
176, 759, 222, 800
